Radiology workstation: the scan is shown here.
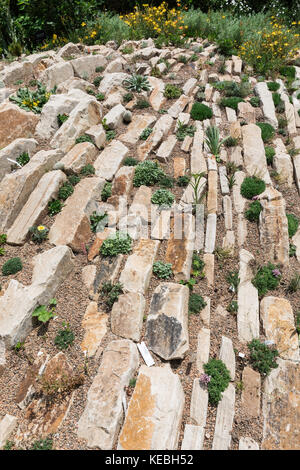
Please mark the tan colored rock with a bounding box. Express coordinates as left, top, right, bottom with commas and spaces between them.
181, 425, 204, 450
111, 292, 145, 342
273, 138, 293, 187
156, 134, 177, 162
232, 171, 246, 214
238, 101, 256, 123
254, 82, 278, 128
128, 185, 152, 224
212, 383, 235, 450
207, 170, 218, 214
0, 415, 18, 448
203, 254, 214, 288
242, 124, 271, 184
94, 140, 129, 180
0, 137, 38, 182
111, 166, 134, 197
119, 114, 156, 144
191, 129, 206, 174
6, 170, 67, 245
173, 157, 186, 178
119, 239, 160, 294
60, 142, 98, 173
148, 77, 166, 111
196, 328, 210, 374
85, 124, 106, 149
71, 55, 107, 79
77, 339, 139, 449
190, 378, 208, 427
0, 102, 39, 148
88, 228, 116, 261
0, 149, 62, 232
239, 437, 259, 450
241, 366, 261, 419
258, 187, 289, 266
168, 95, 190, 118
219, 336, 235, 381
262, 359, 299, 450
137, 114, 173, 161
41, 61, 74, 88
81, 302, 108, 357
146, 282, 189, 360
260, 297, 299, 360
81, 265, 97, 291
48, 177, 105, 252
118, 365, 184, 450
230, 121, 241, 139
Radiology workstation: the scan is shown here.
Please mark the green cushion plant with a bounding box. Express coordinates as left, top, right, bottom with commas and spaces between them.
244, 201, 263, 222
256, 122, 275, 142
133, 161, 165, 187
100, 231, 132, 257
203, 359, 231, 405
190, 102, 213, 121
153, 261, 173, 279
252, 263, 281, 296
248, 339, 279, 375
2, 257, 23, 275
240, 176, 266, 199
286, 213, 299, 238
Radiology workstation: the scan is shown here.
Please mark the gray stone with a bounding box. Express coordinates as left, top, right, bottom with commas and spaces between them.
254, 82, 278, 129
111, 292, 145, 342
94, 140, 129, 180
212, 383, 235, 450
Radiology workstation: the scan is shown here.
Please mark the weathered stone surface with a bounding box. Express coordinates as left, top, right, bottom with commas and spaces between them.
168, 95, 190, 118
78, 339, 139, 449
0, 340, 5, 377
98, 72, 130, 94
7, 170, 67, 245
151, 209, 171, 240
181, 425, 204, 450
191, 129, 206, 174
260, 297, 299, 360
258, 187, 289, 266
0, 414, 18, 448
60, 142, 98, 174
190, 378, 208, 427
82, 265, 97, 291
262, 359, 299, 450
111, 292, 145, 342
212, 383, 235, 450
238, 101, 256, 123
239, 437, 259, 450
219, 336, 235, 381
137, 114, 173, 161
119, 239, 160, 294
146, 282, 189, 360
0, 246, 73, 346
242, 124, 271, 184
273, 138, 293, 187
165, 212, 195, 281
282, 93, 297, 135
94, 140, 129, 180
237, 249, 259, 343
128, 185, 152, 223
194, 204, 205, 251
81, 302, 108, 357
48, 177, 105, 251
173, 157, 186, 178
241, 366, 261, 419
51, 98, 102, 153
118, 365, 184, 450
196, 328, 210, 374
110, 165, 134, 198
204, 213, 216, 254
148, 77, 166, 111
119, 114, 156, 144
223, 196, 233, 230
87, 227, 115, 261
232, 171, 246, 214
71, 54, 107, 79
156, 134, 177, 162
292, 227, 300, 263
254, 82, 278, 128
41, 61, 74, 89
0, 102, 39, 148
0, 149, 62, 232
222, 230, 235, 256
103, 103, 126, 129
0, 138, 38, 182
85, 124, 106, 149
207, 170, 218, 214
0, 60, 34, 86
219, 166, 230, 195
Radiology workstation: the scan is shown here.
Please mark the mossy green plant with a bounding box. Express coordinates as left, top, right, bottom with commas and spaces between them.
100, 231, 132, 257
240, 176, 266, 199
190, 102, 213, 121
133, 161, 165, 187
2, 257, 23, 276
248, 339, 279, 375
244, 201, 263, 222
256, 122, 275, 143
287, 213, 299, 238
203, 359, 231, 405
252, 263, 281, 296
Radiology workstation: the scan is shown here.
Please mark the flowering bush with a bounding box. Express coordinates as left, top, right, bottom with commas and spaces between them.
9, 81, 55, 114
238, 17, 300, 74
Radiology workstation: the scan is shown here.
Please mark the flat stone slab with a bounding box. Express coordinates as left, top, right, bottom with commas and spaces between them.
190, 378, 208, 427
237, 249, 259, 343
119, 239, 160, 294
0, 102, 39, 148
239, 437, 259, 450
77, 339, 139, 449
94, 140, 129, 181
60, 142, 98, 174
137, 114, 173, 161
146, 282, 189, 361
128, 185, 152, 224
0, 414, 18, 448
118, 365, 184, 450
254, 82, 278, 129
6, 170, 67, 245
148, 77, 166, 111
260, 297, 299, 361
262, 359, 299, 450
191, 130, 206, 174
219, 336, 235, 381
0, 246, 73, 346
0, 149, 62, 232
119, 114, 156, 144
204, 213, 216, 254
181, 425, 204, 450
0, 137, 38, 183
196, 328, 210, 374
156, 134, 177, 162
241, 366, 261, 419
111, 292, 145, 342
223, 195, 233, 230
219, 166, 230, 195
242, 124, 271, 184
168, 95, 190, 118
212, 383, 235, 450
48, 176, 105, 252
81, 302, 108, 357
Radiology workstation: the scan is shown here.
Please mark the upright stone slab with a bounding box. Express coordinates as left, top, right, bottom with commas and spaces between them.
0, 138, 38, 182
0, 415, 18, 448
196, 328, 210, 374
7, 170, 67, 245
191, 130, 206, 174
190, 378, 208, 428
223, 196, 233, 230
0, 246, 74, 346
60, 142, 98, 174
111, 293, 145, 342
258, 187, 289, 266
77, 340, 139, 449
212, 383, 235, 450
181, 425, 204, 450
146, 283, 189, 361
242, 124, 271, 184
110, 165, 134, 197
204, 213, 216, 254
260, 297, 299, 360
71, 55, 107, 79
41, 61, 74, 88
219, 166, 230, 195
0, 149, 62, 232
262, 359, 299, 450
239, 437, 259, 450
119, 239, 160, 294
219, 336, 235, 381
118, 365, 184, 450
168, 95, 190, 118
148, 77, 166, 111
94, 140, 129, 180
48, 177, 105, 251
273, 138, 293, 187
254, 82, 278, 129
237, 249, 259, 343
0, 102, 39, 148
241, 366, 261, 419
119, 114, 156, 144
81, 302, 108, 358
207, 170, 218, 214
137, 114, 173, 161
232, 171, 246, 214
156, 134, 177, 163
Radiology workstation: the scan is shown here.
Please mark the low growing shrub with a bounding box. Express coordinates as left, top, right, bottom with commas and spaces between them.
101, 182, 112, 202
80, 164, 95, 176
265, 146, 275, 165
203, 359, 231, 406
54, 324, 75, 350
287, 213, 299, 238
252, 263, 281, 296
133, 161, 165, 187
248, 339, 279, 375
244, 201, 262, 222
189, 293, 207, 315
240, 176, 265, 200
2, 257, 23, 276
256, 122, 275, 143
100, 232, 132, 257
153, 261, 173, 279
151, 189, 175, 208
190, 102, 213, 121
220, 96, 244, 111
163, 84, 182, 99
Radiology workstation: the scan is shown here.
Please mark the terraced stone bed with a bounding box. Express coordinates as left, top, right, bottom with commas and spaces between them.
0, 38, 299, 451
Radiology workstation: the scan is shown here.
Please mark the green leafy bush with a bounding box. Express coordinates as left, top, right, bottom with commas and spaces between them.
227, 300, 238, 313
57, 113, 69, 127
123, 157, 139, 166
151, 189, 175, 208
93, 75, 103, 87
32, 299, 57, 324
54, 324, 75, 350
189, 293, 207, 314
58, 182, 74, 201
16, 152, 30, 166
9, 82, 54, 114
30, 437, 53, 450
226, 270, 240, 293
163, 84, 182, 99
106, 130, 116, 141
224, 136, 238, 147
244, 201, 262, 222
101, 281, 123, 309
176, 121, 196, 141
96, 93, 105, 101
272, 92, 281, 107
250, 96, 260, 107
190, 102, 213, 121
135, 98, 150, 109
2, 257, 23, 276
101, 182, 112, 202
203, 359, 231, 405
68, 174, 81, 186
287, 213, 299, 238
265, 146, 275, 165
248, 339, 279, 375
100, 231, 132, 257
252, 263, 281, 296
267, 82, 280, 91
123, 92, 133, 103
279, 65, 296, 79
256, 122, 275, 143
0, 234, 7, 245
177, 175, 190, 187
191, 253, 205, 278
153, 261, 173, 279
220, 96, 244, 111
159, 174, 174, 188
133, 161, 165, 187
80, 164, 95, 176
240, 176, 266, 199
48, 199, 62, 216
